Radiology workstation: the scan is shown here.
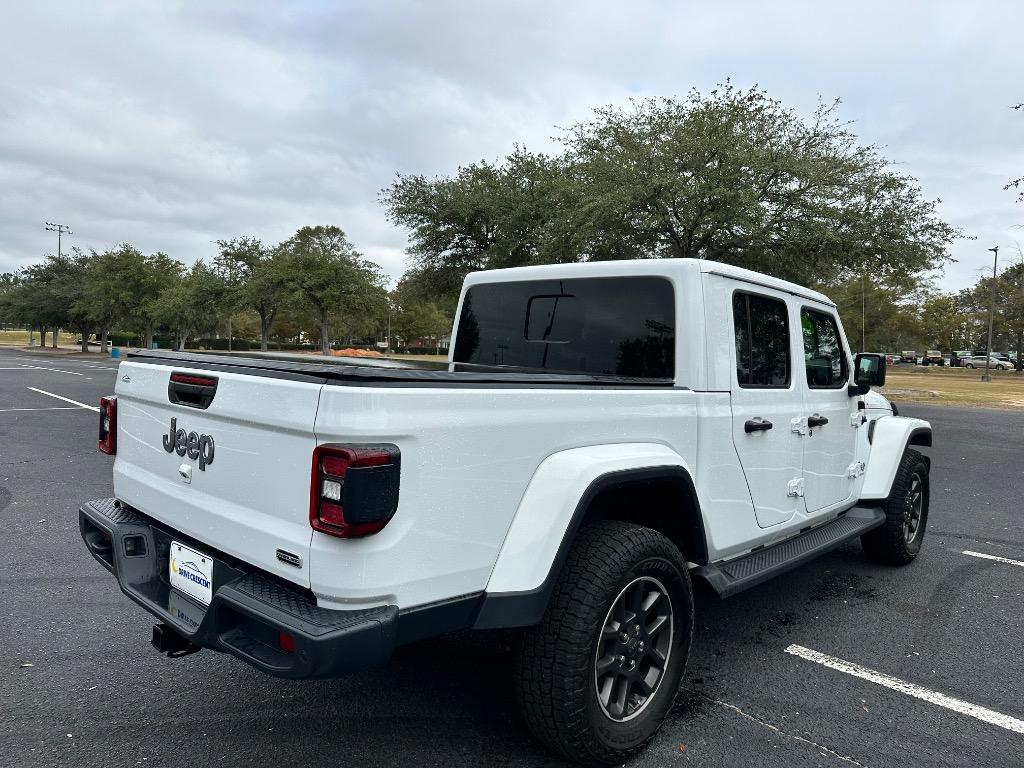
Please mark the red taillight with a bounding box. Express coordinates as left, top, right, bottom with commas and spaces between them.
169, 373, 218, 387
310, 444, 400, 538
98, 396, 117, 455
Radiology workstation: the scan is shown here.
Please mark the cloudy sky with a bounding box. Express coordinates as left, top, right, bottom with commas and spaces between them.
1, 0, 1022, 291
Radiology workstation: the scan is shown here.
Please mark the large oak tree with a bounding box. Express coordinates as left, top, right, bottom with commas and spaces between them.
383, 83, 962, 302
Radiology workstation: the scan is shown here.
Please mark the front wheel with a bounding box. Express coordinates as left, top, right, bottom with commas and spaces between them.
862, 448, 929, 565
515, 521, 693, 766
965, 363, 975, 368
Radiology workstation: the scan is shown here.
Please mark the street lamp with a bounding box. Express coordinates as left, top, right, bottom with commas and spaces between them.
982, 246, 999, 382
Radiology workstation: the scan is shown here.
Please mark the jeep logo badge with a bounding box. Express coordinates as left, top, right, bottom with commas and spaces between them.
162, 417, 215, 471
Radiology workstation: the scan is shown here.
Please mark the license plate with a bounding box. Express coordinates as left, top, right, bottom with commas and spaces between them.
169, 541, 213, 606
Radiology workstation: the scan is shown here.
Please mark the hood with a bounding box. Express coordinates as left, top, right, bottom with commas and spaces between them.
864, 389, 893, 411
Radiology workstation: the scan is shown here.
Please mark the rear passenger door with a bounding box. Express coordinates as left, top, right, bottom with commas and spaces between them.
799, 307, 858, 515
729, 289, 805, 528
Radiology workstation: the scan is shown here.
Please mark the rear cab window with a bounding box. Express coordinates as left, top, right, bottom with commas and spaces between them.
452, 277, 675, 378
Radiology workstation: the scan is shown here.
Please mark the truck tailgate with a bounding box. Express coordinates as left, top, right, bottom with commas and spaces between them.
112, 361, 322, 587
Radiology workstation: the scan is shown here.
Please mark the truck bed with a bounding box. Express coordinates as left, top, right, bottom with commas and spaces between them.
125, 349, 675, 388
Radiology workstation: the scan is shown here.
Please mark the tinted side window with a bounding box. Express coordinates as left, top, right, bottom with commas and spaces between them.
801, 308, 848, 388
452, 277, 675, 378
733, 292, 790, 387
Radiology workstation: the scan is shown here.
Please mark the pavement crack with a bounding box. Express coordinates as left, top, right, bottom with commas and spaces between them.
701, 693, 870, 767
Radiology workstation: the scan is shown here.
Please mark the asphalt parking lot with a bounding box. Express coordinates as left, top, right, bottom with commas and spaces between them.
2, 346, 1022, 768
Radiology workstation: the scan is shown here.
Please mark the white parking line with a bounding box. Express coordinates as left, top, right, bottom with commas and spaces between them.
0, 364, 86, 376
26, 386, 99, 412
0, 406, 81, 412
963, 550, 1024, 568
785, 644, 1024, 734
26, 365, 85, 376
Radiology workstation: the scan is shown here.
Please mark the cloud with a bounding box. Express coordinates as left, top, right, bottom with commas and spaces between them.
1, 0, 1022, 292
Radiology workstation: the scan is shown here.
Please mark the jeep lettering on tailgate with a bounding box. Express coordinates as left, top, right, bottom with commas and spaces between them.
162, 417, 215, 470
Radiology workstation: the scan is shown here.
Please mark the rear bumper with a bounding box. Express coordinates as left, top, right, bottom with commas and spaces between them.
79, 498, 398, 679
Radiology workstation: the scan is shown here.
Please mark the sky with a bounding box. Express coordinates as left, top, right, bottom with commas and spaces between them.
1, 0, 1022, 292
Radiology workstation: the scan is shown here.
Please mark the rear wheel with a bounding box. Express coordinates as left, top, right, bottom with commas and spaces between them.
515, 521, 693, 766
862, 448, 929, 565
966, 363, 975, 368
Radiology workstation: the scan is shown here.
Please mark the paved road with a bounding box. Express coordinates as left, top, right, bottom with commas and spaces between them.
1, 347, 1022, 767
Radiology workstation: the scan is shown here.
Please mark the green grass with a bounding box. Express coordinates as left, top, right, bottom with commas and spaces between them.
0, 329, 79, 346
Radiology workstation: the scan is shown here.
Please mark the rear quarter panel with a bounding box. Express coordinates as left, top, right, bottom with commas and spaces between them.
310, 385, 700, 609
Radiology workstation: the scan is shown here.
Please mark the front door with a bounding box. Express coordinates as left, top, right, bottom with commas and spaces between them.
729, 289, 805, 528
799, 307, 859, 514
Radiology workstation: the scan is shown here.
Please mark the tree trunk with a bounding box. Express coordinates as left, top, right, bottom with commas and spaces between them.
52, 327, 60, 348
145, 327, 154, 350
320, 315, 330, 355
81, 329, 89, 353
100, 328, 109, 354
260, 312, 270, 352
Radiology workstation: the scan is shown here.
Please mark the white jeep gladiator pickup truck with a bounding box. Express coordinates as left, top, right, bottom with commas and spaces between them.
80, 259, 932, 766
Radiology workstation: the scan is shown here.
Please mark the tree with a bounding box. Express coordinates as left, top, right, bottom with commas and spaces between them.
216, 237, 290, 351
382, 147, 570, 309
919, 293, 964, 352
282, 226, 385, 354
78, 245, 133, 351
383, 83, 962, 297
966, 247, 1024, 360
74, 244, 179, 349
1006, 103, 1023, 203
125, 251, 182, 347
828, 272, 926, 352
390, 277, 452, 348
153, 260, 225, 350
16, 250, 92, 350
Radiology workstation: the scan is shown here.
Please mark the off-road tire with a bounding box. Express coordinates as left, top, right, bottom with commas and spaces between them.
861, 448, 929, 565
515, 521, 693, 766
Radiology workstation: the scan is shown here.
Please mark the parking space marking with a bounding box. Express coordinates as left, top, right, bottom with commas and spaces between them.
25, 387, 100, 412
25, 365, 86, 376
0, 364, 87, 376
963, 550, 1024, 568
785, 644, 1024, 735
0, 406, 81, 412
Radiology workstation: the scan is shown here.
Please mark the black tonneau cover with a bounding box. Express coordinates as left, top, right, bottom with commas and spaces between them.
125, 349, 676, 388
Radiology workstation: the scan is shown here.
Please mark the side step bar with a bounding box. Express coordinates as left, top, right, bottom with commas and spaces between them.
693, 505, 885, 598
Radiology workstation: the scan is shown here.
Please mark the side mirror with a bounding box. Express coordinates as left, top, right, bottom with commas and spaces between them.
849, 353, 885, 396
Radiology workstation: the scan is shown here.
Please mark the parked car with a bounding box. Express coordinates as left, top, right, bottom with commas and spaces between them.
950, 350, 971, 367
922, 350, 943, 366
885, 352, 900, 365
963, 354, 1014, 370
78, 259, 932, 766
901, 350, 917, 364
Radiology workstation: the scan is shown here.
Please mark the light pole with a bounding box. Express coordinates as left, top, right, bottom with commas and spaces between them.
44, 222, 72, 348
982, 246, 999, 382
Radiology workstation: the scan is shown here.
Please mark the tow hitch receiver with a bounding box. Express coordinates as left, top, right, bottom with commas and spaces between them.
152, 623, 201, 658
